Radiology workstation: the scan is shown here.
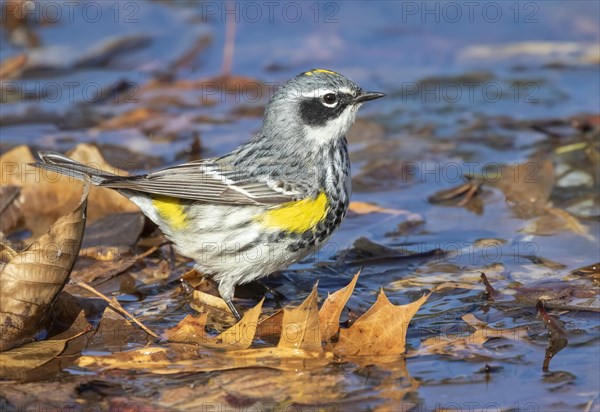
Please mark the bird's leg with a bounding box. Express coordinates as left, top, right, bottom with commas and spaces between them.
219, 281, 242, 321
226, 299, 242, 321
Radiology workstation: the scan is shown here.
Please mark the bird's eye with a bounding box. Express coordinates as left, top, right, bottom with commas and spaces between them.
322, 93, 338, 107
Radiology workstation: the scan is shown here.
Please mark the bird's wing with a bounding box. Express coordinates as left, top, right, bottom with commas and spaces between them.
101, 160, 307, 205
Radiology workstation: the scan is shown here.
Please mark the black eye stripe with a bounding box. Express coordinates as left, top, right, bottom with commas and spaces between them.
300, 97, 350, 127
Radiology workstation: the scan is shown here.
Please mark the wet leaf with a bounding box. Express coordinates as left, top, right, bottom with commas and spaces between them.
209, 298, 263, 350
537, 301, 568, 371
0, 338, 72, 375
190, 289, 237, 326
166, 299, 263, 350
335, 291, 430, 356
488, 161, 555, 219
76, 343, 332, 374
0, 310, 90, 376
159, 368, 344, 410
163, 313, 210, 344
522, 206, 593, 240
278, 285, 321, 351
255, 309, 283, 339
319, 271, 359, 341
0, 183, 89, 351
411, 313, 529, 360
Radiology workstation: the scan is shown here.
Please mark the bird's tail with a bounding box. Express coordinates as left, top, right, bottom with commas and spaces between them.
33, 151, 117, 185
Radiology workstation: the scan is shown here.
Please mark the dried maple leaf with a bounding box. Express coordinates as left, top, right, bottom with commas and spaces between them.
334, 291, 430, 356
319, 271, 359, 341
0, 183, 89, 351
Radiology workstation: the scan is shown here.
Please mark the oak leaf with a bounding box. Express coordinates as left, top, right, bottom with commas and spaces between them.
334, 291, 430, 356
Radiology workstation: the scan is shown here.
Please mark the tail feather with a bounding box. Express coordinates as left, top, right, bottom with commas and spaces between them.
33, 151, 117, 185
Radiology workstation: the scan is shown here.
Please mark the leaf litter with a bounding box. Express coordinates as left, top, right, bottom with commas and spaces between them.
1, 5, 599, 408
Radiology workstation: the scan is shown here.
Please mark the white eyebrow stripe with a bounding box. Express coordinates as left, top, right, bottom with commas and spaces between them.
296, 87, 355, 98
297, 88, 336, 98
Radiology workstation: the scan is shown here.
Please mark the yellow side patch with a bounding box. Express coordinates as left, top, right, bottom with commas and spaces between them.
259, 192, 329, 233
305, 69, 338, 76
152, 196, 187, 230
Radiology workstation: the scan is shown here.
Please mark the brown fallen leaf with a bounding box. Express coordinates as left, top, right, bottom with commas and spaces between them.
319, 271, 359, 341
0, 308, 91, 377
0, 334, 84, 377
97, 107, 162, 130
0, 182, 89, 351
255, 309, 283, 339
159, 368, 344, 410
521, 206, 593, 240
349, 201, 407, 216
166, 299, 263, 350
410, 313, 529, 360
0, 185, 23, 238
278, 285, 321, 351
76, 343, 332, 374
0, 144, 138, 237
209, 298, 263, 350
0, 53, 27, 80
163, 313, 210, 344
0, 243, 18, 265
488, 161, 555, 219
334, 291, 430, 356
190, 289, 237, 327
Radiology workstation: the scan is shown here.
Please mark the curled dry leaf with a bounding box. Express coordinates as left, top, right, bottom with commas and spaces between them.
0, 183, 89, 351
319, 271, 359, 341
334, 291, 430, 356
0, 145, 138, 237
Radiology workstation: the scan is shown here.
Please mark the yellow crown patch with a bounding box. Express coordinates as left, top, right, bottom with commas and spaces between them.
304, 69, 338, 76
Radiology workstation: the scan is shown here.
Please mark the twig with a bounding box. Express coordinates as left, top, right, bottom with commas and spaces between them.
69, 279, 158, 338
222, 0, 236, 76
480, 272, 499, 298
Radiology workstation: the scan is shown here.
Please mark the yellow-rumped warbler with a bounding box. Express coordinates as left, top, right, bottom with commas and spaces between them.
34, 69, 384, 319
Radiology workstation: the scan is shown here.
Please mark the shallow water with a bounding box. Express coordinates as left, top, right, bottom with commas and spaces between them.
1, 1, 599, 410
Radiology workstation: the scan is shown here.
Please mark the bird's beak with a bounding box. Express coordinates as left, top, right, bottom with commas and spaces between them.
354, 91, 385, 104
